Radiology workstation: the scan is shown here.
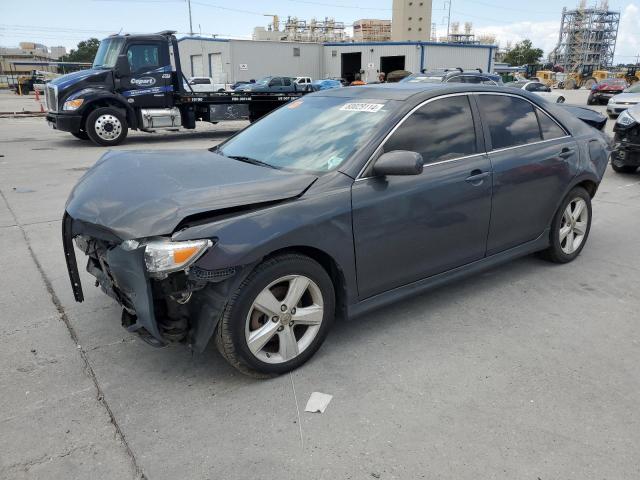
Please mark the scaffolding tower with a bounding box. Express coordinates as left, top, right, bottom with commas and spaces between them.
550, 1, 620, 72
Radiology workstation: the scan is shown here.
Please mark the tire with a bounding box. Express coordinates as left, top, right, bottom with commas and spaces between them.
540, 187, 592, 264
71, 130, 89, 140
556, 96, 565, 103
611, 161, 637, 173
85, 107, 128, 146
565, 78, 577, 90
584, 78, 596, 89
587, 95, 595, 105
215, 254, 335, 377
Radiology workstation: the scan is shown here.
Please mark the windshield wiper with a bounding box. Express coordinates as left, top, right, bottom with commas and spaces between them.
226, 155, 279, 169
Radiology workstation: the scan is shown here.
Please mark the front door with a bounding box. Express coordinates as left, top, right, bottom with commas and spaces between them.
351, 94, 493, 299
119, 41, 171, 108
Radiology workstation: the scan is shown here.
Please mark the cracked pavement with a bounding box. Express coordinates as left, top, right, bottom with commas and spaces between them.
1, 89, 639, 479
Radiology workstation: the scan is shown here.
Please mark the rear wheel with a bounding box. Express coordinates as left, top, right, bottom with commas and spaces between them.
540, 187, 592, 263
85, 107, 128, 146
215, 254, 335, 377
565, 78, 577, 90
584, 78, 597, 89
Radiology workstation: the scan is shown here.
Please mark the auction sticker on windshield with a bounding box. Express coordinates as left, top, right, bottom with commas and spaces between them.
339, 103, 385, 113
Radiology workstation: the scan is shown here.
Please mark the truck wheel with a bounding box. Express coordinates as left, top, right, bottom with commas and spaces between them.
85, 107, 128, 146
71, 130, 89, 140
215, 254, 335, 377
565, 78, 577, 90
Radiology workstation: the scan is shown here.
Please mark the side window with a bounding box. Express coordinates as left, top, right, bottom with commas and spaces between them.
384, 96, 478, 165
477, 95, 542, 149
446, 75, 463, 83
271, 77, 284, 86
127, 44, 160, 73
283, 77, 292, 86
536, 109, 566, 140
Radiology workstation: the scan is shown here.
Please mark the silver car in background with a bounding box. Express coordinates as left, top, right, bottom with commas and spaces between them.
505, 80, 566, 104
607, 83, 640, 118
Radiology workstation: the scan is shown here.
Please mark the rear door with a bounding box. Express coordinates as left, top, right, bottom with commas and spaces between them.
475, 93, 577, 255
120, 41, 171, 108
351, 94, 493, 298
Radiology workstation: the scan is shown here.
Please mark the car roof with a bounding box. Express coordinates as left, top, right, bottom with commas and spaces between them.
312, 82, 511, 101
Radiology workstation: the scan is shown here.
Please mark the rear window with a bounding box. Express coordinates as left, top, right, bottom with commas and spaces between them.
477, 95, 542, 149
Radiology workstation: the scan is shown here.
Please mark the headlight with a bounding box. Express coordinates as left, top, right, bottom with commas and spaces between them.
143, 239, 212, 274
616, 109, 637, 127
63, 98, 84, 111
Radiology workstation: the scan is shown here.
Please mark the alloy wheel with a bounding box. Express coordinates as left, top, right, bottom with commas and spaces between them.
559, 197, 589, 254
94, 114, 122, 141
245, 275, 324, 364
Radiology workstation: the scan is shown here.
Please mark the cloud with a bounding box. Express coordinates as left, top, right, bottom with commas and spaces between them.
475, 2, 639, 64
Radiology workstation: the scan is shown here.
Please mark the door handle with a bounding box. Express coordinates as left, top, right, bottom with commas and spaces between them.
559, 147, 575, 159
465, 170, 491, 185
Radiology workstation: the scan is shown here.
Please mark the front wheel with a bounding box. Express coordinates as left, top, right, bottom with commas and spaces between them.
540, 187, 592, 263
215, 254, 335, 377
85, 107, 128, 146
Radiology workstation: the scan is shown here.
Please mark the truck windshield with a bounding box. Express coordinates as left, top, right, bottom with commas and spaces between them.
217, 96, 396, 173
92, 38, 125, 69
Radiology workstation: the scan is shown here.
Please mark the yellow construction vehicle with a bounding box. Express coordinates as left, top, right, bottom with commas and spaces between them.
535, 70, 556, 87
563, 65, 611, 89
616, 66, 640, 84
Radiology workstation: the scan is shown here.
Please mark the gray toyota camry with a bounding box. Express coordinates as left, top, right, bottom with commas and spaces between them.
63, 83, 610, 376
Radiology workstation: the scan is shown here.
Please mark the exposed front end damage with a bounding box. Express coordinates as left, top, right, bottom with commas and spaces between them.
611, 106, 640, 172
62, 212, 249, 351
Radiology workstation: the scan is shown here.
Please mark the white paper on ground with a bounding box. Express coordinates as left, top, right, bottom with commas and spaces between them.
304, 392, 333, 413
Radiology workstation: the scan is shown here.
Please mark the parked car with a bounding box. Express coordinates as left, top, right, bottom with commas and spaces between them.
310, 79, 343, 91
188, 77, 230, 92
587, 78, 627, 105
606, 82, 640, 118
294, 76, 313, 86
505, 80, 566, 103
558, 104, 607, 131
63, 84, 609, 376
400, 68, 504, 86
610, 104, 640, 173
234, 76, 304, 93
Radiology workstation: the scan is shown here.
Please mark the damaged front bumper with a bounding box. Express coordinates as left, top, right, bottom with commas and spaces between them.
62, 212, 239, 350
611, 131, 640, 167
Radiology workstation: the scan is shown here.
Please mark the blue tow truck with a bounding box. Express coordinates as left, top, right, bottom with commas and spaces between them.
45, 31, 306, 146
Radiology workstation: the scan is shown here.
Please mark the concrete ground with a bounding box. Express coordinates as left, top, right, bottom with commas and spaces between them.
1, 89, 639, 480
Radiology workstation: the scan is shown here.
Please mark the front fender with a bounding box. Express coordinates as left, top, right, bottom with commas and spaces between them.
69, 88, 138, 128
172, 183, 359, 305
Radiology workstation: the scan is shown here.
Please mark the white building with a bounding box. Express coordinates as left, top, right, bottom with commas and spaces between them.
178, 36, 495, 85
391, 0, 432, 42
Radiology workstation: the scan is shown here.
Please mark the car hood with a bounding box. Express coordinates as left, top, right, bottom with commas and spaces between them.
49, 68, 108, 90
610, 92, 640, 103
66, 150, 317, 240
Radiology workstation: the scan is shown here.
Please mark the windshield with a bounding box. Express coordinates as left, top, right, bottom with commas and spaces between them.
218, 96, 396, 173
255, 76, 272, 85
92, 38, 125, 69
625, 83, 640, 93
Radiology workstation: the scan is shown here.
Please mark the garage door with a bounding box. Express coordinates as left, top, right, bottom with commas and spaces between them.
190, 55, 203, 77
209, 53, 223, 84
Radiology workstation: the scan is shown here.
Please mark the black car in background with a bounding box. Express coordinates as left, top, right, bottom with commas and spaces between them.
611, 104, 640, 173
63, 83, 609, 376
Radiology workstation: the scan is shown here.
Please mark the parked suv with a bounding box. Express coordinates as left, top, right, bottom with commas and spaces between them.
400, 68, 503, 86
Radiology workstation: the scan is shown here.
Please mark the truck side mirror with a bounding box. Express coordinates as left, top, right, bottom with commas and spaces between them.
114, 55, 130, 78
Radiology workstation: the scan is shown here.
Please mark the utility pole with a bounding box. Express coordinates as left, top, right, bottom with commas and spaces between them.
187, 0, 194, 36
445, 0, 452, 40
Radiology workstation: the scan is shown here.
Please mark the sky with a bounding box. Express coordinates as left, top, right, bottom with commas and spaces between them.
0, 0, 638, 63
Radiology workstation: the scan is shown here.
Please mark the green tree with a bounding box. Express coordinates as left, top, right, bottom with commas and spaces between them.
60, 38, 101, 63
503, 39, 544, 66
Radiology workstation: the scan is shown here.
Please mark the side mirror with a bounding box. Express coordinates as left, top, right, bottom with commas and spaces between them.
372, 150, 424, 177
114, 55, 130, 78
